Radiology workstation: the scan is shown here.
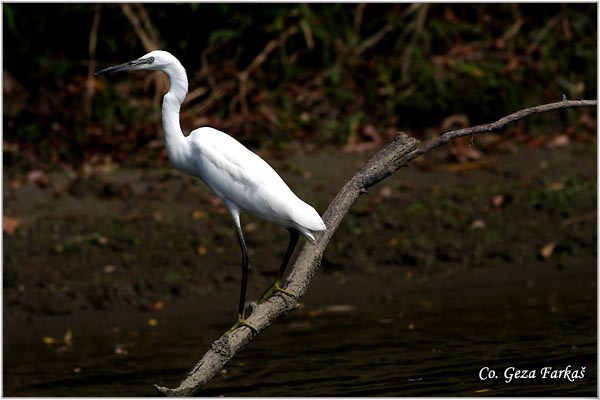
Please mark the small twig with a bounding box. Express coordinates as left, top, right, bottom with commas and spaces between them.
120, 4, 167, 104
155, 99, 596, 396
400, 4, 429, 80
352, 3, 366, 44
526, 13, 560, 55
84, 4, 101, 117
392, 99, 597, 173
355, 5, 401, 55
120, 4, 161, 52
238, 25, 298, 114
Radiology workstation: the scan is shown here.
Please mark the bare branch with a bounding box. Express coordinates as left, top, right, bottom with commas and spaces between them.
84, 4, 101, 117
120, 4, 167, 104
154, 98, 596, 396
238, 25, 299, 114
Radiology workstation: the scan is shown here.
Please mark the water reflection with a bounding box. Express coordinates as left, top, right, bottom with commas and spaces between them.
4, 269, 596, 396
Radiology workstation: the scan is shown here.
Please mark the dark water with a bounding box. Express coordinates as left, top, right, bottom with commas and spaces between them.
4, 268, 596, 396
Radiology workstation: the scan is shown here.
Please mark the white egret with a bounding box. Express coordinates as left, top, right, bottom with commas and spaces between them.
95, 50, 326, 335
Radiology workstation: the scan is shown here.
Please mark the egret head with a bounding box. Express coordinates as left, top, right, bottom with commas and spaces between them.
95, 50, 178, 76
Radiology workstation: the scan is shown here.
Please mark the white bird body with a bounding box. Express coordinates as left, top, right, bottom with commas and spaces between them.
183, 126, 325, 239
96, 49, 325, 333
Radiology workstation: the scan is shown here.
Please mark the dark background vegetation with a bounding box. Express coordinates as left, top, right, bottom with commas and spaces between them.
3, 3, 597, 171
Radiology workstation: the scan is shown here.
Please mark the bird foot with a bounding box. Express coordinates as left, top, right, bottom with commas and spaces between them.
258, 280, 295, 304
221, 314, 258, 338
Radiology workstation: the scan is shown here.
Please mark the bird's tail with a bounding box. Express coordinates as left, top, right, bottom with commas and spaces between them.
291, 201, 327, 241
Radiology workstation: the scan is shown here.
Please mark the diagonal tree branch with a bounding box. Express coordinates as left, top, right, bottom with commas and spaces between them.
154, 98, 596, 396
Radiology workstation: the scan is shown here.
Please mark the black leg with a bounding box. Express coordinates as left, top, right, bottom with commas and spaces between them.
277, 228, 300, 282
259, 228, 300, 303
235, 224, 250, 317
221, 223, 257, 337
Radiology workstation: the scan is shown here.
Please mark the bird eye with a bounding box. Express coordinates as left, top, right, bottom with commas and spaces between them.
148, 56, 155, 64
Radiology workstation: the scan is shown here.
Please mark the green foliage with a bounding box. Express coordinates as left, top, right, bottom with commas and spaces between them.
2, 4, 597, 169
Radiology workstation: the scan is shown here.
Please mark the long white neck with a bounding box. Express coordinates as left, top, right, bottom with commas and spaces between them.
161, 61, 191, 173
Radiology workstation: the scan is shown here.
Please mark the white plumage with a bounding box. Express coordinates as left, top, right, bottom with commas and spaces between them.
187, 127, 326, 239
96, 50, 326, 334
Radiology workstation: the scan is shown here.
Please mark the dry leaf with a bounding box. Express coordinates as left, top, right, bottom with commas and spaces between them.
192, 210, 207, 219
208, 196, 227, 214
115, 343, 128, 355
379, 185, 393, 200
26, 170, 50, 188
443, 161, 488, 172
547, 135, 570, 148
549, 182, 565, 191
307, 308, 325, 318
288, 321, 312, 331
64, 328, 73, 346
152, 211, 163, 221
153, 301, 165, 311
197, 245, 208, 256
324, 304, 354, 313
244, 222, 258, 232
147, 318, 158, 327
471, 219, 486, 229
3, 215, 20, 235
492, 194, 505, 209
103, 265, 116, 273
540, 241, 557, 259
43, 336, 57, 345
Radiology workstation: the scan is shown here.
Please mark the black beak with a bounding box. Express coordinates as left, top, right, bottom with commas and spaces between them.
95, 57, 151, 76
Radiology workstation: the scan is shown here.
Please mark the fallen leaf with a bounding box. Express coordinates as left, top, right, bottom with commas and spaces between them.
26, 170, 50, 188
492, 194, 505, 209
197, 245, 208, 256
103, 265, 116, 273
64, 328, 73, 346
153, 301, 165, 311
288, 321, 312, 331
387, 237, 401, 247
208, 196, 227, 214
307, 308, 325, 318
379, 185, 393, 200
192, 210, 207, 219
549, 182, 565, 191
3, 215, 20, 235
471, 219, 486, 229
43, 336, 57, 345
540, 241, 557, 259
147, 318, 158, 327
324, 304, 354, 313
547, 134, 570, 148
443, 161, 488, 172
115, 343, 128, 355
152, 212, 163, 222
